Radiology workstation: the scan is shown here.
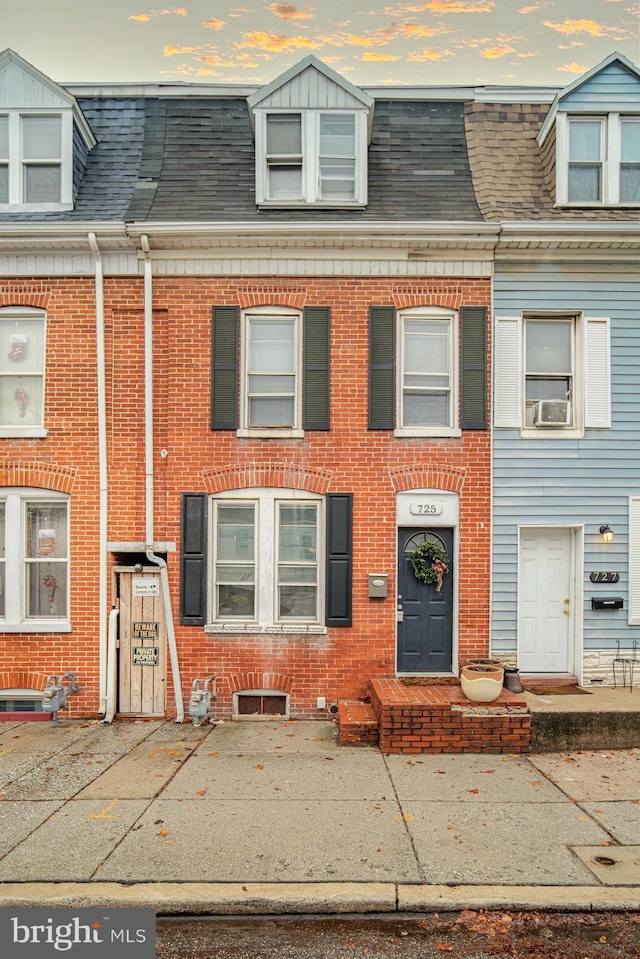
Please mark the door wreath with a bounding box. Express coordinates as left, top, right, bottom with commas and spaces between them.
409, 540, 449, 592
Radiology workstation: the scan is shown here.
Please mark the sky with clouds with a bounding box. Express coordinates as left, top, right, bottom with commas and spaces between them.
4, 0, 639, 88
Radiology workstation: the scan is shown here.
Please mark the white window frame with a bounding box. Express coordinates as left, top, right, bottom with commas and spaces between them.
0, 688, 44, 713
0, 488, 71, 633
255, 108, 367, 207
629, 496, 640, 625
0, 109, 73, 212
494, 312, 611, 437
395, 307, 460, 438
523, 314, 577, 431
238, 306, 304, 438
0, 306, 48, 438
557, 112, 640, 207
208, 488, 325, 632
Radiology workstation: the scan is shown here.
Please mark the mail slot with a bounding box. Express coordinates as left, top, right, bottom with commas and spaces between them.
591, 596, 624, 610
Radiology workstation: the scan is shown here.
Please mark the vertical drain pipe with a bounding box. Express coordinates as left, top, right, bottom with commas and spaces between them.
140, 235, 184, 723
88, 233, 109, 716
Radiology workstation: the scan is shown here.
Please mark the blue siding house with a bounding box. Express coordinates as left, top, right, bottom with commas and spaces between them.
467, 53, 640, 683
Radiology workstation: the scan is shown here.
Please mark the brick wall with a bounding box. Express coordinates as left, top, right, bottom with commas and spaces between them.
0, 274, 492, 720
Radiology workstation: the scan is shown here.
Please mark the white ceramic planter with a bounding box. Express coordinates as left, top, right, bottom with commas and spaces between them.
460, 664, 504, 703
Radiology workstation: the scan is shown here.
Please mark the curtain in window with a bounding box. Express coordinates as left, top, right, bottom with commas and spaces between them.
25, 502, 68, 617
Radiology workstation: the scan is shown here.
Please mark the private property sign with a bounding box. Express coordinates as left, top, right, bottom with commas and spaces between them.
132, 624, 159, 664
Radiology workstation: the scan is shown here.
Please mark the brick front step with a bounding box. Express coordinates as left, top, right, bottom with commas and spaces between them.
337, 699, 379, 747
367, 678, 531, 754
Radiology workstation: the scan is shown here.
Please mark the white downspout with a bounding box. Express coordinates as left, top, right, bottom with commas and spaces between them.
88, 232, 109, 715
104, 606, 119, 724
140, 235, 184, 723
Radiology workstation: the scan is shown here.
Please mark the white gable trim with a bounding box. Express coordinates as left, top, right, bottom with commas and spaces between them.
538, 51, 640, 147
247, 55, 373, 111
0, 48, 95, 148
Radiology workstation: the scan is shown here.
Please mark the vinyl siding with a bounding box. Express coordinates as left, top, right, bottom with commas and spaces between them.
492, 261, 640, 655
560, 61, 640, 112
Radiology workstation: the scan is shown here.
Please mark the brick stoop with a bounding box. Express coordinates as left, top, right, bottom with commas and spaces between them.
368, 678, 531, 754
336, 699, 379, 747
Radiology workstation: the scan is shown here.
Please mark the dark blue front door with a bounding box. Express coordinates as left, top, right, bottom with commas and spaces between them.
397, 527, 454, 673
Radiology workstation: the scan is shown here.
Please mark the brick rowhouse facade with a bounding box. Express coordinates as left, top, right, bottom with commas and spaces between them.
0, 49, 497, 726
166, 276, 492, 719
0, 273, 492, 719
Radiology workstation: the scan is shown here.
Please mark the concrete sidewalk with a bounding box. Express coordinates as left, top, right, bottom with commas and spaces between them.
0, 718, 639, 914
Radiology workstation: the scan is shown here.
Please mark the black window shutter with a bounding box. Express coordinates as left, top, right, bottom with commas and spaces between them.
211, 306, 239, 430
303, 306, 330, 430
369, 306, 395, 429
180, 492, 207, 626
326, 493, 353, 627
460, 305, 488, 430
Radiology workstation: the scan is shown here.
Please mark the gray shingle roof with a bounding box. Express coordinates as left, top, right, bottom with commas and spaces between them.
0, 94, 483, 224
135, 96, 482, 222
0, 98, 146, 223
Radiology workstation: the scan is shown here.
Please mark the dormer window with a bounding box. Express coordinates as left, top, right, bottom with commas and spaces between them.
248, 55, 373, 209
564, 115, 640, 205
538, 53, 640, 209
0, 113, 66, 206
620, 118, 640, 201
0, 110, 72, 210
567, 118, 602, 202
0, 49, 95, 213
259, 109, 363, 206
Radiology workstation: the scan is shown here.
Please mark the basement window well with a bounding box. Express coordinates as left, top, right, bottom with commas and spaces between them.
0, 688, 48, 720
233, 690, 289, 720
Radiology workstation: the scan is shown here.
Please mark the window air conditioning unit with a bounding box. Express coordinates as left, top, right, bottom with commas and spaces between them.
532, 399, 571, 427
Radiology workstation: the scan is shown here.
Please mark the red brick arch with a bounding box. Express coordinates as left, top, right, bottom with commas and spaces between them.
0, 289, 52, 310
202, 463, 333, 496
390, 465, 466, 494
0, 460, 77, 493
0, 670, 50, 693
227, 671, 294, 694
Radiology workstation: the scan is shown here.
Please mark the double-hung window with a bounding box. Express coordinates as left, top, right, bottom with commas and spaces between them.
211, 304, 330, 435
241, 308, 301, 434
212, 490, 321, 628
560, 114, 640, 205
0, 490, 70, 631
258, 110, 365, 206
397, 308, 458, 437
567, 118, 603, 203
0, 111, 72, 210
494, 312, 611, 435
0, 308, 46, 437
524, 317, 574, 428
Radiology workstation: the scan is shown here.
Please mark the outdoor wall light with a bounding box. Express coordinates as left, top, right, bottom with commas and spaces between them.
599, 525, 614, 543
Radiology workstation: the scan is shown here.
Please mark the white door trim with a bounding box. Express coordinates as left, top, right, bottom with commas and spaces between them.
516, 525, 584, 681
396, 489, 459, 675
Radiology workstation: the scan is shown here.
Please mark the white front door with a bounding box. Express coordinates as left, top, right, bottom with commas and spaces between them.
518, 527, 573, 673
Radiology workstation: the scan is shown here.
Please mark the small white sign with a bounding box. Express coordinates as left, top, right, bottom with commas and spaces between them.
410, 503, 444, 516
133, 578, 159, 597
